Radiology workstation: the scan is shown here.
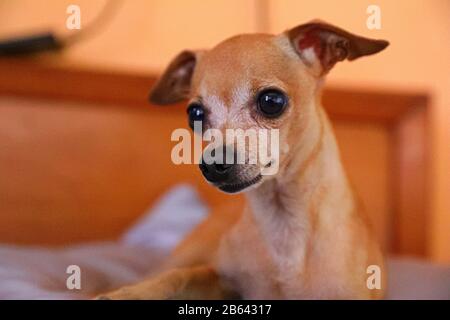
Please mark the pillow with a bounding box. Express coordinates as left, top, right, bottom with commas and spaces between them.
121, 184, 208, 251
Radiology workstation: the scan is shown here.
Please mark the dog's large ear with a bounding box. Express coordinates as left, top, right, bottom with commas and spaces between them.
287, 21, 389, 76
149, 50, 203, 105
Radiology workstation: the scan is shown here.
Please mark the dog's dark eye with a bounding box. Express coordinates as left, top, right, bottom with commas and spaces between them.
187, 103, 205, 130
257, 89, 287, 118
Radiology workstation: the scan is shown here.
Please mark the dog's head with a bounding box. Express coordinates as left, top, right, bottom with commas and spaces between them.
150, 21, 388, 193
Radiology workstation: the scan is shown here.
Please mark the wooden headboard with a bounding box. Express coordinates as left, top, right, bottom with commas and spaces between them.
0, 58, 429, 257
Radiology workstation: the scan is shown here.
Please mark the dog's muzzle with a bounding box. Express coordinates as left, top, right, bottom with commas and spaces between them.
199, 145, 262, 193
199, 146, 234, 184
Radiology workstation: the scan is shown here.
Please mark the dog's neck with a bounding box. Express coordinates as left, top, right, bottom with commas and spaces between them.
245, 103, 355, 270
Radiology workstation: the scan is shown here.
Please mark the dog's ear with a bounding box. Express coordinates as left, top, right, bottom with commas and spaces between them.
149, 50, 203, 105
287, 20, 389, 76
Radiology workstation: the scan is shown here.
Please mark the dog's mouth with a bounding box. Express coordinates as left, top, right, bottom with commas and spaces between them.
218, 174, 262, 194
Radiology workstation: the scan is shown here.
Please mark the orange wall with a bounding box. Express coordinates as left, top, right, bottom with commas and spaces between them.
0, 0, 259, 71
0, 0, 448, 262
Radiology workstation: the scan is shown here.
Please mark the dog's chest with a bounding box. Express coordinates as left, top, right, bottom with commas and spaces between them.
216, 216, 307, 299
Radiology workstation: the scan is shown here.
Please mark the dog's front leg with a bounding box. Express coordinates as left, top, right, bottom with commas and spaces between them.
95, 265, 236, 300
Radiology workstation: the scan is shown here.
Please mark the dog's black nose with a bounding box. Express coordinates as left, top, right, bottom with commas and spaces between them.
199, 160, 234, 183
199, 146, 235, 184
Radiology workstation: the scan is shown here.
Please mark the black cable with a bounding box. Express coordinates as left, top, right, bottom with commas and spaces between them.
0, 33, 63, 56
0, 0, 123, 56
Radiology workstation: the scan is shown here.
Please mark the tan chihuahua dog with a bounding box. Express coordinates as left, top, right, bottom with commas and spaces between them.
99, 21, 388, 300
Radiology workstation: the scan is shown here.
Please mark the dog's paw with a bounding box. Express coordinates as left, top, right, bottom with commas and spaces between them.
93, 287, 137, 300
93, 295, 112, 300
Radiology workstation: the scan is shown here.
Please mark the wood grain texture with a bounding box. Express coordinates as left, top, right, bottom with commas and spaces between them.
392, 106, 429, 256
